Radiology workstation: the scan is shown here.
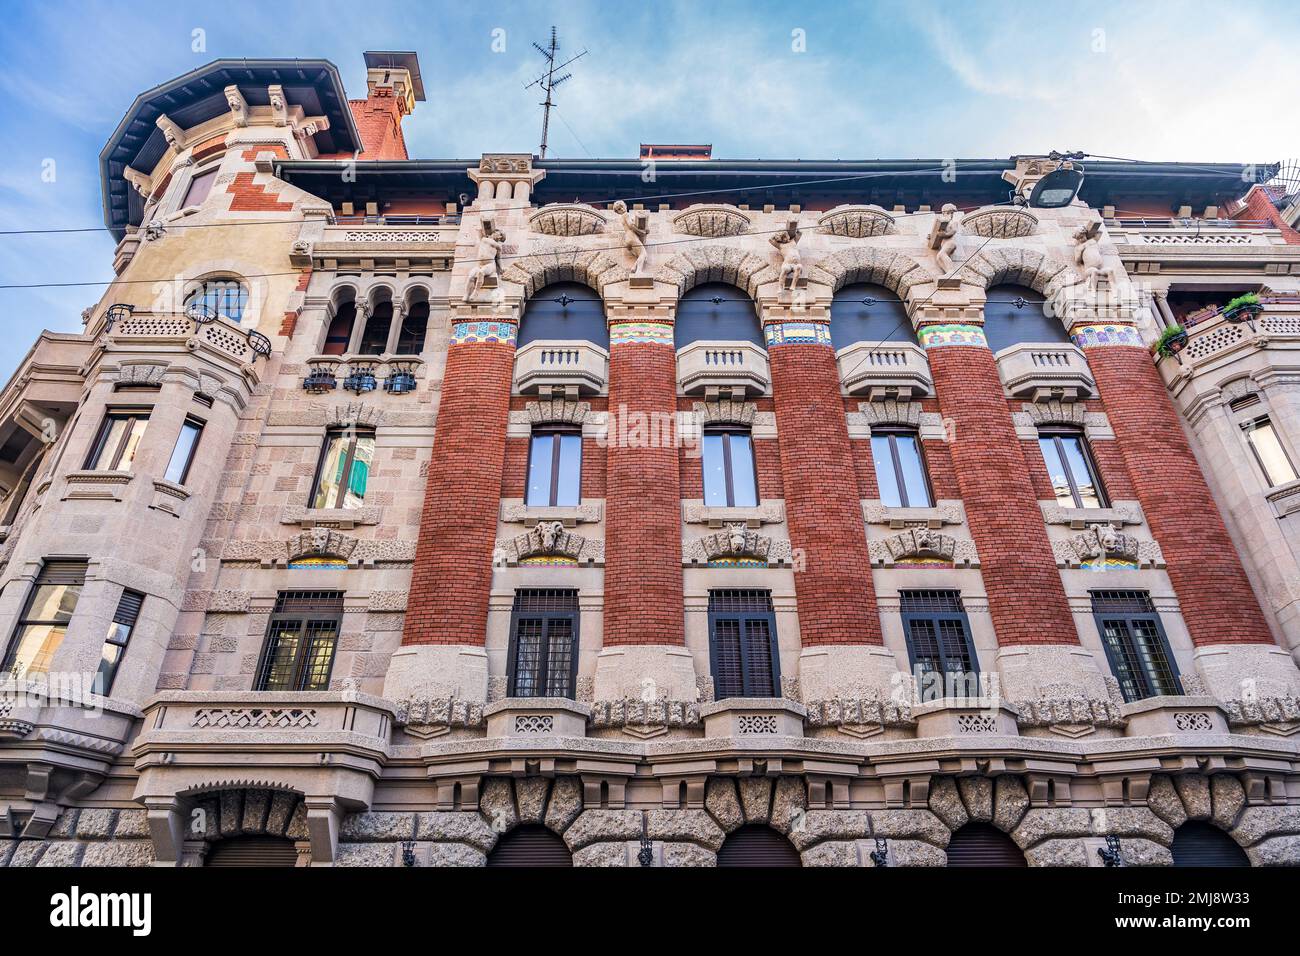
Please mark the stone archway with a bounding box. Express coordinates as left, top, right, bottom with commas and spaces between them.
502, 244, 627, 300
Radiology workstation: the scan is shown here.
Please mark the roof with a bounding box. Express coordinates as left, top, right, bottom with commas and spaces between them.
99, 58, 362, 239
363, 51, 426, 101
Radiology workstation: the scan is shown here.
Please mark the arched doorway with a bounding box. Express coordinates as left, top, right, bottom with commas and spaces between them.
945, 823, 1027, 867
486, 824, 574, 867
205, 835, 298, 867
717, 824, 801, 867
1171, 822, 1250, 866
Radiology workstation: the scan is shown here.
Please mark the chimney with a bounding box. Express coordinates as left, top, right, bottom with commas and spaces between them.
355, 51, 425, 159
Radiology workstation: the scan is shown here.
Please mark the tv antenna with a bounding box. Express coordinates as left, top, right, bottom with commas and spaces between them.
525, 27, 587, 158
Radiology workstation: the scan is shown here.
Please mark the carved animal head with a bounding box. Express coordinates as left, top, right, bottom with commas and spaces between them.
1094, 523, 1120, 552
309, 526, 332, 554
726, 523, 748, 552
535, 520, 564, 553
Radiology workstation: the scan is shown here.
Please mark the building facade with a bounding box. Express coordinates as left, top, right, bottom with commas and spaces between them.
1, 51, 1298, 868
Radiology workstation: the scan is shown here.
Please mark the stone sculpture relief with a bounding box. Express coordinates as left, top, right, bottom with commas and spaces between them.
463, 223, 506, 302
1070, 221, 1116, 293
927, 203, 963, 273
611, 200, 649, 275
155, 113, 186, 151
769, 221, 803, 290
224, 85, 249, 127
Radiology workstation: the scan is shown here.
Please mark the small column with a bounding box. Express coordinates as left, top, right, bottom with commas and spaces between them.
346, 301, 370, 355
383, 301, 406, 355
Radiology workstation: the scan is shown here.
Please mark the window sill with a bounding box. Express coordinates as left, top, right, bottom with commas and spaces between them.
1265, 478, 1300, 517
863, 501, 963, 528
1040, 501, 1140, 529
500, 501, 603, 526
682, 500, 785, 527
149, 478, 192, 518
62, 470, 134, 502
280, 505, 380, 529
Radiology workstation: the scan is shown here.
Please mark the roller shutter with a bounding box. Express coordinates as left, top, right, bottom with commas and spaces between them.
945, 823, 1027, 867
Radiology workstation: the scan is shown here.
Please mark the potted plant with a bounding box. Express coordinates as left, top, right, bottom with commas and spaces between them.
1155, 324, 1188, 359
1223, 292, 1263, 326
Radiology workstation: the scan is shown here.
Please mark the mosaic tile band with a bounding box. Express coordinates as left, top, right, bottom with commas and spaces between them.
1070, 324, 1144, 349
610, 321, 674, 345
450, 321, 518, 346
1081, 557, 1139, 571
763, 322, 832, 347
917, 323, 987, 349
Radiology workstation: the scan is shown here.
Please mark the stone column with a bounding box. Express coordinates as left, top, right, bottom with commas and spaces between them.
387, 308, 516, 702
383, 301, 406, 355
346, 301, 370, 355
592, 297, 694, 701
760, 303, 898, 701
912, 287, 1091, 699
1070, 315, 1299, 700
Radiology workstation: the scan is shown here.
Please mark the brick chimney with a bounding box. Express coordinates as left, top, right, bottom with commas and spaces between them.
351, 51, 425, 160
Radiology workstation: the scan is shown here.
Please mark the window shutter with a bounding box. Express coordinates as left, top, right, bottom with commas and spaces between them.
37, 560, 88, 586
486, 825, 573, 867
1171, 822, 1250, 866
205, 836, 298, 867
113, 589, 145, 626
717, 825, 802, 867
945, 823, 1027, 867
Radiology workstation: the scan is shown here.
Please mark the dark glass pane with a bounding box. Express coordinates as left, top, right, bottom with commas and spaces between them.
299, 622, 338, 691
545, 618, 575, 697
512, 619, 544, 696
526, 435, 555, 506
907, 619, 943, 681
1100, 619, 1146, 702
742, 618, 776, 696
727, 433, 758, 507
712, 619, 744, 699
182, 167, 218, 207
1131, 619, 1181, 696
555, 434, 582, 506
701, 433, 728, 506
359, 303, 392, 354
396, 302, 430, 354
259, 628, 301, 691
895, 433, 932, 508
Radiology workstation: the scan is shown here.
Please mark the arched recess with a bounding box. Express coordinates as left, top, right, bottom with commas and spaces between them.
813, 245, 930, 302
956, 246, 1077, 302
1171, 822, 1250, 866
655, 244, 774, 300
358, 287, 394, 355
486, 824, 574, 867
502, 246, 627, 301
830, 282, 916, 350
674, 283, 763, 349
322, 286, 358, 355
716, 824, 802, 867
519, 281, 609, 347
945, 822, 1028, 867
396, 285, 431, 355
982, 284, 1070, 352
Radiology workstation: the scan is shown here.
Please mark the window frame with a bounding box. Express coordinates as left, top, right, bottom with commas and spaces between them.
184, 277, 248, 324
1090, 590, 1182, 703
702, 426, 759, 509
1037, 427, 1109, 509
309, 427, 375, 510
1242, 416, 1298, 488
163, 415, 205, 485
180, 165, 220, 208
899, 589, 980, 699
253, 592, 343, 692
525, 425, 583, 508
506, 589, 580, 699
871, 426, 934, 508
1, 559, 87, 680
84, 409, 150, 472
96, 588, 144, 694
395, 301, 430, 355
707, 589, 781, 699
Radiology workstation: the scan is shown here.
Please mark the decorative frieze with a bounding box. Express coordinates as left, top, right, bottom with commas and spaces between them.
961, 206, 1039, 238
763, 322, 831, 347
609, 322, 672, 345
287, 527, 359, 562
870, 528, 978, 567
588, 698, 702, 738
817, 204, 896, 238
450, 321, 516, 346
528, 204, 608, 236
692, 399, 755, 426
682, 500, 785, 526
498, 520, 602, 566
917, 323, 987, 349
393, 697, 486, 737
672, 204, 751, 238
803, 697, 915, 736
1013, 697, 1127, 737
857, 399, 921, 428
116, 363, 168, 386
1221, 696, 1300, 736
525, 398, 591, 425
191, 707, 319, 729
1070, 323, 1143, 349
1052, 522, 1162, 569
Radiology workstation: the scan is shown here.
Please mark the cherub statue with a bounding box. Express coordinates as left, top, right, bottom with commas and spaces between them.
769, 223, 803, 290
1071, 221, 1115, 293
463, 225, 506, 302
612, 200, 649, 274
928, 203, 963, 273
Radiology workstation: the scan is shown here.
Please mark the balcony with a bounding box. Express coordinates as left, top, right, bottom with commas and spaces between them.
0, 332, 93, 495
676, 341, 770, 397
836, 341, 932, 400
513, 340, 608, 396
1106, 218, 1278, 246
302, 355, 425, 395
995, 343, 1095, 401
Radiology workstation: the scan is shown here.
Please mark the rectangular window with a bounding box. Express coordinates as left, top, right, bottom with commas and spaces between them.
1091, 590, 1181, 702
85, 410, 149, 471
1243, 418, 1297, 487
163, 417, 204, 485
1038, 429, 1107, 509
525, 428, 582, 507
311, 428, 375, 509
702, 429, 759, 508
96, 589, 143, 694
2, 560, 87, 680
507, 589, 579, 698
899, 590, 980, 700
254, 591, 343, 691
871, 429, 934, 508
708, 589, 779, 699
181, 167, 219, 208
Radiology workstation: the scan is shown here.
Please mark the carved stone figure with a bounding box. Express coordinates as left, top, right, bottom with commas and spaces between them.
726, 523, 747, 552
769, 223, 803, 290
155, 114, 185, 151
612, 200, 649, 274
268, 85, 289, 126
536, 520, 564, 553
1071, 221, 1116, 293
123, 167, 152, 198
463, 226, 506, 302
928, 203, 963, 273
224, 85, 248, 127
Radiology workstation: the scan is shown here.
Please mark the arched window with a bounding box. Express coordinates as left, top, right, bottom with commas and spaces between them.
323, 294, 357, 356
205, 835, 298, 867
396, 297, 430, 355
486, 825, 573, 867
830, 282, 914, 350
185, 277, 248, 324
674, 283, 763, 349
519, 282, 608, 347
717, 824, 801, 867
358, 297, 393, 355
945, 823, 1027, 867
982, 284, 1068, 353
1171, 822, 1249, 866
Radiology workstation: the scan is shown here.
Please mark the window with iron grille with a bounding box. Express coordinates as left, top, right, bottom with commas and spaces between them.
254, 591, 343, 691
871, 427, 933, 508
96, 589, 144, 694
708, 589, 780, 699
1090, 590, 1181, 702
899, 590, 980, 700
526, 427, 582, 507
2, 559, 87, 680
507, 589, 579, 698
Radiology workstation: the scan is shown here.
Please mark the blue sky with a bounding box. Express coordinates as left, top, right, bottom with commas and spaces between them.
0, 0, 1296, 377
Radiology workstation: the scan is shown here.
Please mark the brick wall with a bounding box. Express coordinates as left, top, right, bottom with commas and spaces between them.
769, 342, 882, 645
1085, 344, 1274, 646
403, 341, 515, 646
603, 341, 684, 646
927, 344, 1078, 645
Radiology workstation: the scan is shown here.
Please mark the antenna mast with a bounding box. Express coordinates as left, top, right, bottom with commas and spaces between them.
525, 27, 587, 158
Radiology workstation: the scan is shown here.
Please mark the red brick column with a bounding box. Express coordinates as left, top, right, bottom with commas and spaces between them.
1075, 326, 1273, 646
402, 320, 517, 646
919, 323, 1078, 645
603, 320, 684, 646
765, 321, 882, 645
